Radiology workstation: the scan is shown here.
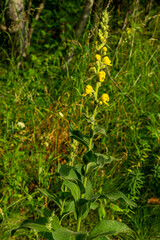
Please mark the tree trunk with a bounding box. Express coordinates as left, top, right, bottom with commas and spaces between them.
75, 0, 95, 39
5, 0, 27, 58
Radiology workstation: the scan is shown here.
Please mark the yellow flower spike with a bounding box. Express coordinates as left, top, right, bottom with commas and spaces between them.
95, 54, 101, 61
102, 56, 112, 66
98, 71, 106, 82
100, 93, 109, 106
102, 47, 107, 52
82, 85, 94, 96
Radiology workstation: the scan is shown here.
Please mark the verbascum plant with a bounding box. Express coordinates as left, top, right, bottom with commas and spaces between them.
11, 10, 136, 240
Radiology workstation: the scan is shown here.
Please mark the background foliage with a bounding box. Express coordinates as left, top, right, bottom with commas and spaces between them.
0, 0, 160, 239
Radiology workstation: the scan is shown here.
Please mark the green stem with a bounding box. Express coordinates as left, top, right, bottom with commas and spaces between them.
76, 162, 89, 232
59, 185, 67, 224
89, 81, 99, 150
77, 81, 101, 231
60, 156, 73, 224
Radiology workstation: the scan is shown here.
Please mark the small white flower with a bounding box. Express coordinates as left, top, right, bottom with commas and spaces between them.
44, 142, 49, 147
17, 122, 25, 129
59, 112, 64, 118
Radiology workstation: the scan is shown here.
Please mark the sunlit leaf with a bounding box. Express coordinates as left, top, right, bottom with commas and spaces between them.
88, 220, 133, 239
63, 179, 81, 201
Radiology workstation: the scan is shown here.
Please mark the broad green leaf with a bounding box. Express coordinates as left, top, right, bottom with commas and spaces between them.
90, 202, 99, 210
58, 164, 81, 180
83, 151, 97, 164
41, 207, 52, 218
103, 182, 136, 207
85, 179, 94, 199
38, 189, 62, 208
59, 191, 73, 200
88, 220, 132, 239
75, 199, 90, 220
63, 179, 81, 201
69, 125, 90, 149
52, 228, 88, 240
48, 216, 61, 231
36, 216, 60, 231
105, 190, 136, 207
60, 200, 75, 221
11, 220, 51, 235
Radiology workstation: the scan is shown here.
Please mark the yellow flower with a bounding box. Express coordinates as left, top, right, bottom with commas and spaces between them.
98, 71, 106, 82
95, 54, 101, 61
102, 47, 107, 52
102, 56, 112, 66
100, 36, 104, 41
82, 85, 93, 96
100, 93, 109, 106
126, 27, 131, 35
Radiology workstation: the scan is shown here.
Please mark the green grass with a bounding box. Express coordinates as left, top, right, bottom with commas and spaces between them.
0, 5, 160, 240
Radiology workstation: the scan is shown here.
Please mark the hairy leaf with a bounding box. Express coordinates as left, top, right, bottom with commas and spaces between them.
58, 164, 81, 180
63, 179, 81, 201
83, 151, 97, 164
88, 220, 132, 239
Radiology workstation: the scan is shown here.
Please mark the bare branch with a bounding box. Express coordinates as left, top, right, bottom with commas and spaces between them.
63, 0, 94, 69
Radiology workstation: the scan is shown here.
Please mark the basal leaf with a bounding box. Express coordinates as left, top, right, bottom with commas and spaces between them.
105, 190, 137, 207
102, 182, 136, 207
11, 220, 51, 235
88, 220, 132, 239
